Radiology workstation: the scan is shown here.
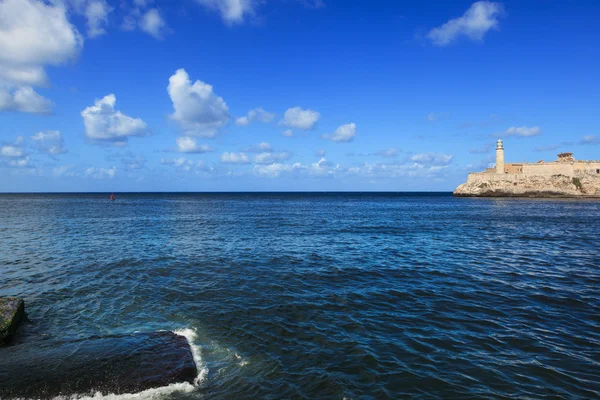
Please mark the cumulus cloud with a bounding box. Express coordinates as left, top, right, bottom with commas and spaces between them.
85, 166, 117, 179
120, 1, 168, 39
0, 0, 83, 112
168, 69, 230, 137
242, 142, 272, 153
84, 0, 112, 38
377, 148, 399, 157
0, 137, 30, 168
409, 152, 454, 166
282, 107, 320, 130
31, 131, 67, 155
140, 8, 168, 39
253, 158, 336, 178
282, 129, 294, 137
322, 123, 356, 143
220, 152, 251, 164
176, 136, 214, 153
160, 157, 212, 173
0, 86, 53, 114
0, 145, 25, 158
81, 94, 148, 145
236, 107, 275, 126
195, 0, 257, 24
254, 152, 292, 165
502, 126, 541, 137
427, 1, 504, 46
53, 165, 78, 177
0, 0, 83, 86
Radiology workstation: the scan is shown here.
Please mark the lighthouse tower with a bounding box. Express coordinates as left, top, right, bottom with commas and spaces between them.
496, 139, 505, 174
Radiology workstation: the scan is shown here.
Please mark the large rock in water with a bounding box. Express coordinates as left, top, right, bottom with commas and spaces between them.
0, 298, 24, 344
0, 331, 197, 399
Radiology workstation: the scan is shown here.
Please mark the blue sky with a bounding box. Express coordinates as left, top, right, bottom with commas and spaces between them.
1, 0, 599, 192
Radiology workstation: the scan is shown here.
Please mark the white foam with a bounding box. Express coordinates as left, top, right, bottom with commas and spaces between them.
50, 382, 195, 400
174, 328, 209, 385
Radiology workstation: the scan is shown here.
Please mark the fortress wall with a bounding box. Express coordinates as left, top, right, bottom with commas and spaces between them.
467, 172, 520, 183
505, 164, 523, 174
522, 163, 574, 177
574, 162, 600, 175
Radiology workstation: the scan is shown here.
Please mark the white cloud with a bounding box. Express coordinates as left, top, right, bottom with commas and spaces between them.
160, 157, 210, 173
176, 136, 214, 153
195, 0, 257, 24
253, 158, 338, 178
7, 156, 31, 168
0, 145, 25, 158
282, 129, 294, 137
85, 166, 117, 179
254, 152, 291, 165
377, 148, 399, 157
119, 1, 168, 39
0, 0, 83, 87
322, 123, 356, 143
243, 142, 272, 153
282, 107, 320, 130
0, 0, 83, 113
140, 8, 167, 39
427, 1, 504, 46
168, 69, 230, 137
0, 86, 52, 114
236, 116, 249, 126
81, 94, 148, 145
236, 107, 275, 126
53, 165, 77, 177
220, 152, 250, 164
409, 152, 454, 166
84, 0, 112, 38
502, 126, 541, 137
31, 131, 67, 155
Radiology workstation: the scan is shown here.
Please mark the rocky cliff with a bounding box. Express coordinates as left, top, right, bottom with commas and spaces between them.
454, 174, 600, 197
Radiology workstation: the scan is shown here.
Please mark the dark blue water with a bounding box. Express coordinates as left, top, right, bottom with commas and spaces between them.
1, 193, 600, 399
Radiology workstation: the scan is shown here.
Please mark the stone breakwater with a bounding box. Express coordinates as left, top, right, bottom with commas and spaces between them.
0, 331, 198, 399
454, 173, 600, 197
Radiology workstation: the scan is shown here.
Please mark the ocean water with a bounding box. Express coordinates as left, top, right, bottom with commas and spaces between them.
1, 193, 599, 399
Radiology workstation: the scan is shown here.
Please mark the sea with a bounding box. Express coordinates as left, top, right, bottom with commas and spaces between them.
1, 193, 599, 399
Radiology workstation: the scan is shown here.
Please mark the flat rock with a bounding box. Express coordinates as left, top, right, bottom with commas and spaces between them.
0, 331, 198, 399
0, 298, 24, 344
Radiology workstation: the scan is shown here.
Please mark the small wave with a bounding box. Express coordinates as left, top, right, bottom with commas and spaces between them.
50, 382, 195, 400
174, 328, 209, 385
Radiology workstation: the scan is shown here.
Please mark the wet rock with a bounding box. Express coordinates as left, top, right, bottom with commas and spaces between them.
0, 298, 24, 344
0, 331, 198, 399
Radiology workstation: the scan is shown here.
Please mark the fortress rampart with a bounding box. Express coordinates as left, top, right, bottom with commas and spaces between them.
455, 141, 600, 197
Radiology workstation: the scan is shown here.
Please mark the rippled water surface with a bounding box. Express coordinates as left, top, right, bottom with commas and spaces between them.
1, 193, 600, 399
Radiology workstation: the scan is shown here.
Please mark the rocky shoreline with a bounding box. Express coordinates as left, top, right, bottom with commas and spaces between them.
454, 174, 600, 198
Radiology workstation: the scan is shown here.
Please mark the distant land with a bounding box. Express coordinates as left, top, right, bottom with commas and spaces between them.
455, 140, 600, 197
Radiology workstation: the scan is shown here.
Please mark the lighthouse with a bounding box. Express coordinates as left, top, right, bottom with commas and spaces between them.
496, 139, 505, 174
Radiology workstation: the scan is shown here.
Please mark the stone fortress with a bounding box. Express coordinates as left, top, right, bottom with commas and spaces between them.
454, 139, 600, 197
